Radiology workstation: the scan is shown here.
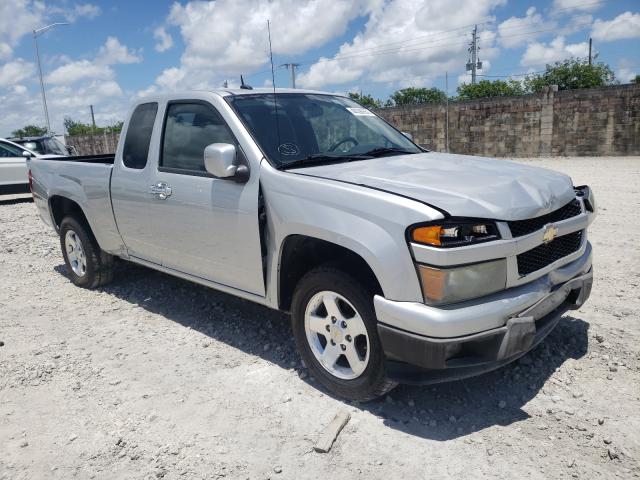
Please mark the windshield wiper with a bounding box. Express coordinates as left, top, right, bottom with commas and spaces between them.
361, 147, 417, 157
278, 153, 372, 170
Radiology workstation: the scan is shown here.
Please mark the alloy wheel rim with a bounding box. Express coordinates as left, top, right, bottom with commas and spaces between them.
65, 230, 87, 277
304, 291, 370, 380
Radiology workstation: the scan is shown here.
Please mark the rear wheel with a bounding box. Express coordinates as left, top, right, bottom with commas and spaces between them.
291, 266, 396, 401
60, 216, 114, 289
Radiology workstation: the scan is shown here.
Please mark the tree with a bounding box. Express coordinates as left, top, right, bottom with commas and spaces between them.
632, 74, 640, 84
348, 92, 382, 109
524, 59, 615, 92
457, 79, 525, 100
11, 125, 47, 137
63, 116, 124, 136
64, 117, 94, 136
390, 87, 446, 106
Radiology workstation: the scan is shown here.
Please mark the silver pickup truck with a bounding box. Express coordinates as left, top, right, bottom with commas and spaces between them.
28, 88, 595, 401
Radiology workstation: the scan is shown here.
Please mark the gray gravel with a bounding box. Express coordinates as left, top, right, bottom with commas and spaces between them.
1, 156, 639, 479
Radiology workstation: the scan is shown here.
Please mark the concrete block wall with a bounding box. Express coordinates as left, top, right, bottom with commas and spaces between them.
65, 132, 120, 156
63, 84, 640, 157
375, 83, 640, 157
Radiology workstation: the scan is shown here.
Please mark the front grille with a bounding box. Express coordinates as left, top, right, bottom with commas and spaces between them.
508, 199, 582, 238
517, 230, 583, 276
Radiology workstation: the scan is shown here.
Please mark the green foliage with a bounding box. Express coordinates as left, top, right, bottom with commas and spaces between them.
390, 87, 446, 106
632, 74, 640, 84
457, 79, 525, 100
524, 59, 615, 92
348, 92, 382, 109
11, 125, 47, 137
64, 116, 124, 136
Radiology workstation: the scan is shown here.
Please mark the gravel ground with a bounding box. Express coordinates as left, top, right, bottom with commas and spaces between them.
1, 156, 639, 480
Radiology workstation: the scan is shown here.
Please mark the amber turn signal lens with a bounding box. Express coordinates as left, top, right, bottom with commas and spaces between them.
412, 226, 443, 246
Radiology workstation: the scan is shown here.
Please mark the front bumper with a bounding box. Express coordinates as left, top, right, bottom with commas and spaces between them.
375, 255, 593, 384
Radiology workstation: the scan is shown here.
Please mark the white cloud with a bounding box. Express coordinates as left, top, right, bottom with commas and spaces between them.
0, 82, 46, 136
298, 0, 505, 89
552, 0, 603, 13
152, 0, 378, 90
591, 12, 640, 42
0, 42, 11, 60
617, 59, 638, 84
45, 37, 140, 86
0, 0, 46, 49
58, 3, 101, 22
156, 67, 185, 89
0, 58, 35, 87
498, 7, 547, 48
560, 13, 593, 34
97, 36, 142, 65
46, 59, 113, 85
520, 36, 588, 67
153, 27, 173, 52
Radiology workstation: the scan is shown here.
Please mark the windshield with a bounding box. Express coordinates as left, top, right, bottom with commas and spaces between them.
226, 93, 421, 168
44, 137, 70, 155
17, 141, 44, 154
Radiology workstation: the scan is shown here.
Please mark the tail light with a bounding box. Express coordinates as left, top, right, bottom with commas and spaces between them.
28, 169, 33, 193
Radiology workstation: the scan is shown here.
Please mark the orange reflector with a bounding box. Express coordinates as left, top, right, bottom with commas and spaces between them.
412, 226, 443, 246
418, 266, 446, 301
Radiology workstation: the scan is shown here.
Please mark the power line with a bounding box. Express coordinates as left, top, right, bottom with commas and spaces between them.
550, 0, 608, 14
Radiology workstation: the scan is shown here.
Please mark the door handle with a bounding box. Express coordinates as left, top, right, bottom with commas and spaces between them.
148, 182, 172, 200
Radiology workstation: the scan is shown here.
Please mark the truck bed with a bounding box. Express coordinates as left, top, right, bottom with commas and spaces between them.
28, 155, 123, 253
41, 154, 115, 164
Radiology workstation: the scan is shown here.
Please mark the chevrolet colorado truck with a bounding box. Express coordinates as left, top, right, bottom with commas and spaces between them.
28, 89, 595, 401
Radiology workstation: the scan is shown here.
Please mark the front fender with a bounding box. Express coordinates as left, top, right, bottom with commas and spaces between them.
261, 162, 444, 304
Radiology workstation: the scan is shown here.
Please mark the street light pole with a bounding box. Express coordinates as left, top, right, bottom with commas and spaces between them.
33, 23, 68, 135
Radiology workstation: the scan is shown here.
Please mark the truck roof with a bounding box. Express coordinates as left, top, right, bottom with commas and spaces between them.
137, 88, 343, 104
215, 87, 336, 96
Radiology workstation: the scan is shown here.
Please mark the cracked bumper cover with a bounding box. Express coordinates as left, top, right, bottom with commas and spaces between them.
374, 248, 593, 384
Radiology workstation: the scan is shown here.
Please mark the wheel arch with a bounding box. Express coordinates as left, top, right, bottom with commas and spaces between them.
49, 195, 90, 231
277, 234, 384, 312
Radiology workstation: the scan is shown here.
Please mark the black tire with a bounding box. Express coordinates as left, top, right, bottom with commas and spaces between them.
59, 216, 114, 289
291, 265, 397, 401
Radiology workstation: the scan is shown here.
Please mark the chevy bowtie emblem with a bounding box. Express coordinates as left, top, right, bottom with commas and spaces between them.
542, 224, 558, 243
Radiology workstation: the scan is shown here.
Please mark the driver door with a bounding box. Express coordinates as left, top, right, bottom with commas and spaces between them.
144, 100, 265, 296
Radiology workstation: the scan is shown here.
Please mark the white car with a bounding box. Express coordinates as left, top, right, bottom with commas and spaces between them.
0, 138, 62, 193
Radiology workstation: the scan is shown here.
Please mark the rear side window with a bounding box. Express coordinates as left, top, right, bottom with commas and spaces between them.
0, 142, 23, 157
123, 102, 158, 169
161, 102, 235, 173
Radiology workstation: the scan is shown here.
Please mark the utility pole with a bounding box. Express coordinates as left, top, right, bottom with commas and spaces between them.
445, 72, 449, 153
466, 25, 482, 84
90, 105, 96, 130
588, 37, 593, 66
280, 63, 300, 88
33, 23, 68, 135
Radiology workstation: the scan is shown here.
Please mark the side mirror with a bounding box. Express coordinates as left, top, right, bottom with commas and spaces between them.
203, 143, 249, 182
22, 150, 34, 158
401, 131, 413, 141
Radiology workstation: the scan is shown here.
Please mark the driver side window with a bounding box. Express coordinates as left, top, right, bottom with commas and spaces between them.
161, 101, 236, 174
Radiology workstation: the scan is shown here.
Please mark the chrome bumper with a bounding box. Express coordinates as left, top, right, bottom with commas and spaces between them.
374, 242, 592, 339
376, 265, 592, 383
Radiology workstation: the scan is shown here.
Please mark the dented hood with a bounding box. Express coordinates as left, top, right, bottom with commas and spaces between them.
290, 152, 575, 221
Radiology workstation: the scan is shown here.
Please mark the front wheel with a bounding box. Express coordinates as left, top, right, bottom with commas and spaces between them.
291, 266, 396, 401
60, 216, 114, 289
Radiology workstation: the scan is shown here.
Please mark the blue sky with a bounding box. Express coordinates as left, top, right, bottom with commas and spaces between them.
0, 0, 639, 136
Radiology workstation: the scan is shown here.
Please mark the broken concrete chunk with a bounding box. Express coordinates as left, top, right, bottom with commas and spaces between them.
314, 411, 351, 453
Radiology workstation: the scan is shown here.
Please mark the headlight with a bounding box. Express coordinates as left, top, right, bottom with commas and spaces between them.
575, 185, 595, 213
410, 220, 500, 248
417, 259, 507, 305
